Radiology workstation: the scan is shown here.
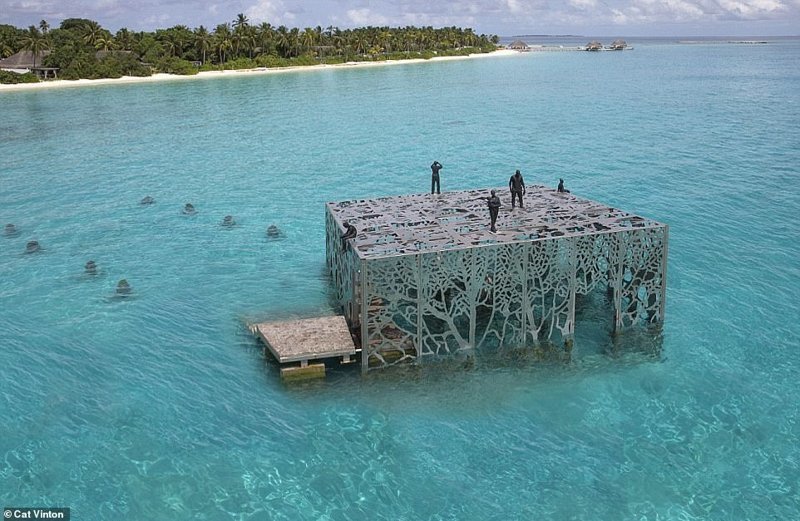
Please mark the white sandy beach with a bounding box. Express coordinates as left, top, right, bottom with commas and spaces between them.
0, 49, 518, 93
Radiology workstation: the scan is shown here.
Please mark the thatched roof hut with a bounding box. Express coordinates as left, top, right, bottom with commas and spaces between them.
0, 50, 50, 70
508, 40, 530, 51
585, 41, 603, 51
610, 39, 628, 50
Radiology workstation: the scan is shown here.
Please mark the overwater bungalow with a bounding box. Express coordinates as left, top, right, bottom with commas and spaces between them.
508, 40, 531, 52
585, 41, 603, 51
609, 39, 628, 50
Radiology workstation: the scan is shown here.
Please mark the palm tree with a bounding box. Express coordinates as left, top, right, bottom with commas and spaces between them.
353, 33, 367, 55
275, 25, 290, 58
243, 26, 257, 58
378, 30, 392, 54
194, 26, 211, 65
257, 22, 274, 55
115, 28, 134, 51
231, 14, 250, 58
233, 13, 249, 30
162, 32, 181, 57
82, 20, 103, 47
213, 23, 232, 67
301, 27, 316, 55
289, 27, 300, 57
20, 26, 49, 68
95, 33, 116, 52
39, 20, 49, 34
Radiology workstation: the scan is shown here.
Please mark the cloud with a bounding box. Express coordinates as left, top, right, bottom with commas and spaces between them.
716, 0, 785, 18
568, 0, 599, 9
626, 0, 707, 22
245, 0, 296, 25
0, 0, 797, 35
345, 8, 390, 25
506, 0, 525, 13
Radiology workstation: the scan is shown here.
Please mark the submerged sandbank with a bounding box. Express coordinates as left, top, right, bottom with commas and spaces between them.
0, 49, 518, 93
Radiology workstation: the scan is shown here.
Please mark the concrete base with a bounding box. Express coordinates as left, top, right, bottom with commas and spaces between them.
280, 362, 326, 381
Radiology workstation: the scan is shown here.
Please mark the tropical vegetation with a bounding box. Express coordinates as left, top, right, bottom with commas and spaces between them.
0, 17, 499, 83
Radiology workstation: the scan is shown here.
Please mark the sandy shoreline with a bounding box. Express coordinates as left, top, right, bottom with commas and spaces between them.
0, 49, 518, 93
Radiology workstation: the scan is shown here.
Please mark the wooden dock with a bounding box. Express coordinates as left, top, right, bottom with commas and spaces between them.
250, 315, 358, 379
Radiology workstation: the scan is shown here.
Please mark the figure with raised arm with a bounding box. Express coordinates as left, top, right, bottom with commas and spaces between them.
430, 161, 442, 194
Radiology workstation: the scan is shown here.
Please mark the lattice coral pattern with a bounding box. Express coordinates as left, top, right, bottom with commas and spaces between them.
325, 188, 668, 372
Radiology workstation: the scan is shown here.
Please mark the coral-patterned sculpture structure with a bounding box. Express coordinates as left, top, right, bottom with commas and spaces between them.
326, 186, 668, 372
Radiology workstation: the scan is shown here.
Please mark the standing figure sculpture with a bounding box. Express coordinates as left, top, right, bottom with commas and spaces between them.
487, 190, 501, 233
430, 161, 442, 195
509, 169, 526, 209
557, 178, 570, 193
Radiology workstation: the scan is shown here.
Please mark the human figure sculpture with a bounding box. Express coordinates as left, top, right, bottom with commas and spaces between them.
509, 169, 526, 209
25, 240, 40, 253
557, 178, 570, 193
430, 161, 442, 194
4, 223, 17, 236
221, 215, 235, 227
183, 203, 196, 215
266, 225, 281, 238
140, 196, 155, 205
487, 190, 501, 232
85, 260, 97, 275
116, 279, 132, 295
341, 221, 357, 249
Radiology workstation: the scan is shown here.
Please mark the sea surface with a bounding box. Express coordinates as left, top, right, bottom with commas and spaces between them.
1, 37, 799, 520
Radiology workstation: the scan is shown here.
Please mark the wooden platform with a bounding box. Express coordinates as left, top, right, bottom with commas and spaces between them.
250, 315, 358, 374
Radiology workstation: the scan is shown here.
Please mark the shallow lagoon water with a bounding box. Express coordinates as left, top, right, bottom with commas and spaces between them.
1, 39, 799, 519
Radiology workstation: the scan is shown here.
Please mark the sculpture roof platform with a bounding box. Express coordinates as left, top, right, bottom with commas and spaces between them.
326, 186, 666, 259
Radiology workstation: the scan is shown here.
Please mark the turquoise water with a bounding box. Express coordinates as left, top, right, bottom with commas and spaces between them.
2, 39, 799, 519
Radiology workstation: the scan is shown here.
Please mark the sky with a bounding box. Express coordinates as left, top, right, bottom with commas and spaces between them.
1, 0, 798, 37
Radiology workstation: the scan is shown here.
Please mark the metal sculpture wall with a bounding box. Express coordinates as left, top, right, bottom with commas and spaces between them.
325, 188, 668, 372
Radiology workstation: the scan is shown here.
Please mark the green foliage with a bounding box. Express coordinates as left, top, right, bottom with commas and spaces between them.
155, 56, 198, 75
0, 24, 25, 56
44, 28, 94, 71
253, 54, 320, 68
136, 34, 163, 65
320, 55, 345, 65
60, 51, 99, 80
98, 52, 151, 77
0, 70, 39, 84
3, 18, 500, 81
223, 57, 257, 70
59, 19, 96, 32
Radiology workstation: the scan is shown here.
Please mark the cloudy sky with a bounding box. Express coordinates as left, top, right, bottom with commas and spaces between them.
1, 0, 797, 36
